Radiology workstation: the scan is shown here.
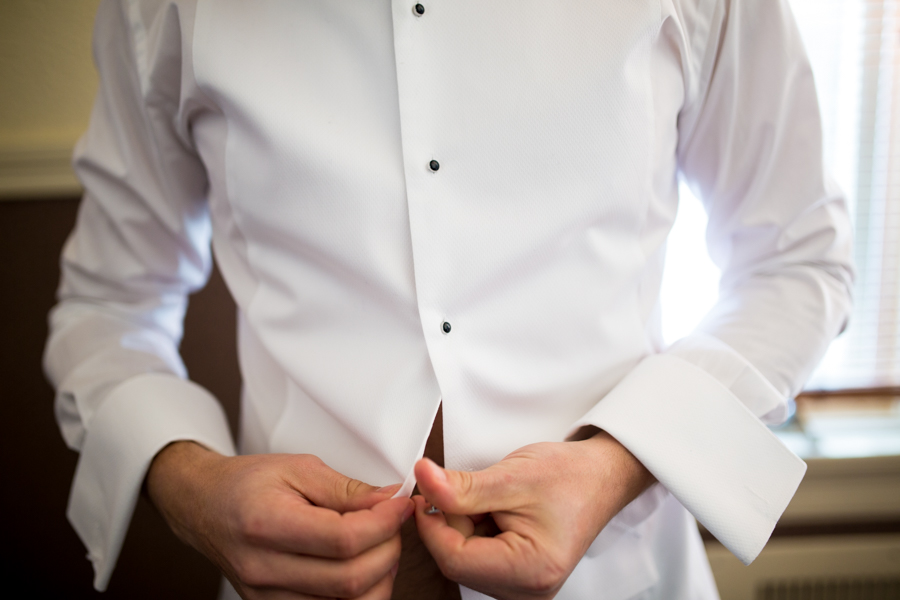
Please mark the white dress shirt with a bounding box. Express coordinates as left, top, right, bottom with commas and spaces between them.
45, 0, 853, 598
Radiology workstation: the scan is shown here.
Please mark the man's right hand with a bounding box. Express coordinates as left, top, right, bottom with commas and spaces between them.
146, 441, 413, 599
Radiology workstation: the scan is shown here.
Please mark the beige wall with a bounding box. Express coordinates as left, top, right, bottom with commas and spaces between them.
0, 0, 101, 198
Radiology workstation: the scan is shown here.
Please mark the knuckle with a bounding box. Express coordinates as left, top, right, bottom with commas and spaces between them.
388, 532, 403, 561
497, 469, 515, 487
331, 526, 361, 558
448, 471, 474, 511
343, 476, 365, 499
232, 555, 267, 588
374, 584, 393, 600
527, 562, 567, 594
437, 552, 462, 581
458, 471, 474, 497
335, 569, 368, 597
235, 504, 268, 543
297, 453, 322, 466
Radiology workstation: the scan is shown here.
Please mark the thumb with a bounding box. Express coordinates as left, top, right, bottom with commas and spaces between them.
294, 457, 403, 513
414, 458, 515, 515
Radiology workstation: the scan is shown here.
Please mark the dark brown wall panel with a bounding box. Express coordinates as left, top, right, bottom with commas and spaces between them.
0, 196, 241, 599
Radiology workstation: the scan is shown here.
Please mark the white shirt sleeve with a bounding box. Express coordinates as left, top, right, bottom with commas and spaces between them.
571, 0, 853, 565
43, 1, 235, 590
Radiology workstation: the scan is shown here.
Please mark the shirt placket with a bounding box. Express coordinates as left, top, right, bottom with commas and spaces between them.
391, 0, 460, 436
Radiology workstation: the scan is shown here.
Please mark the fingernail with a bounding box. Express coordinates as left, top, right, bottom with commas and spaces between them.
391, 562, 400, 579
376, 483, 402, 494
402, 501, 415, 523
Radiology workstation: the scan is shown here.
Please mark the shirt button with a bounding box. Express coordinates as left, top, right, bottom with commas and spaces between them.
429, 159, 440, 171
442, 321, 451, 334
414, 3, 425, 16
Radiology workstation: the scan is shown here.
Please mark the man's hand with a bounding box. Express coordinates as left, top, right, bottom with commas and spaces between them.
413, 430, 654, 600
146, 441, 413, 599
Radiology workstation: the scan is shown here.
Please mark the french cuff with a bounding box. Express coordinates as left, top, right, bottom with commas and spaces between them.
666, 333, 789, 424
67, 373, 236, 591
569, 353, 806, 565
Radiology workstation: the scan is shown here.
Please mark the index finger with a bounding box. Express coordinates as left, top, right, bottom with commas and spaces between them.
243, 494, 414, 559
413, 496, 557, 596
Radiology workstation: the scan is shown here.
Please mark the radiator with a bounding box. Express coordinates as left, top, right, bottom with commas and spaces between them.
705, 534, 900, 600
757, 577, 900, 599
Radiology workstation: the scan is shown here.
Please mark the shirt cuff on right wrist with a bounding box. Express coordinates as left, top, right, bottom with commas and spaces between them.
569, 353, 806, 565
666, 333, 789, 424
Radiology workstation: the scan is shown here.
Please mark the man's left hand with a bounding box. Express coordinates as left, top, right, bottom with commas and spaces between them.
413, 430, 655, 600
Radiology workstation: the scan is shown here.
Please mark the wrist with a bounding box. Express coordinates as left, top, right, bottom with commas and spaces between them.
146, 440, 225, 547
581, 429, 656, 514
